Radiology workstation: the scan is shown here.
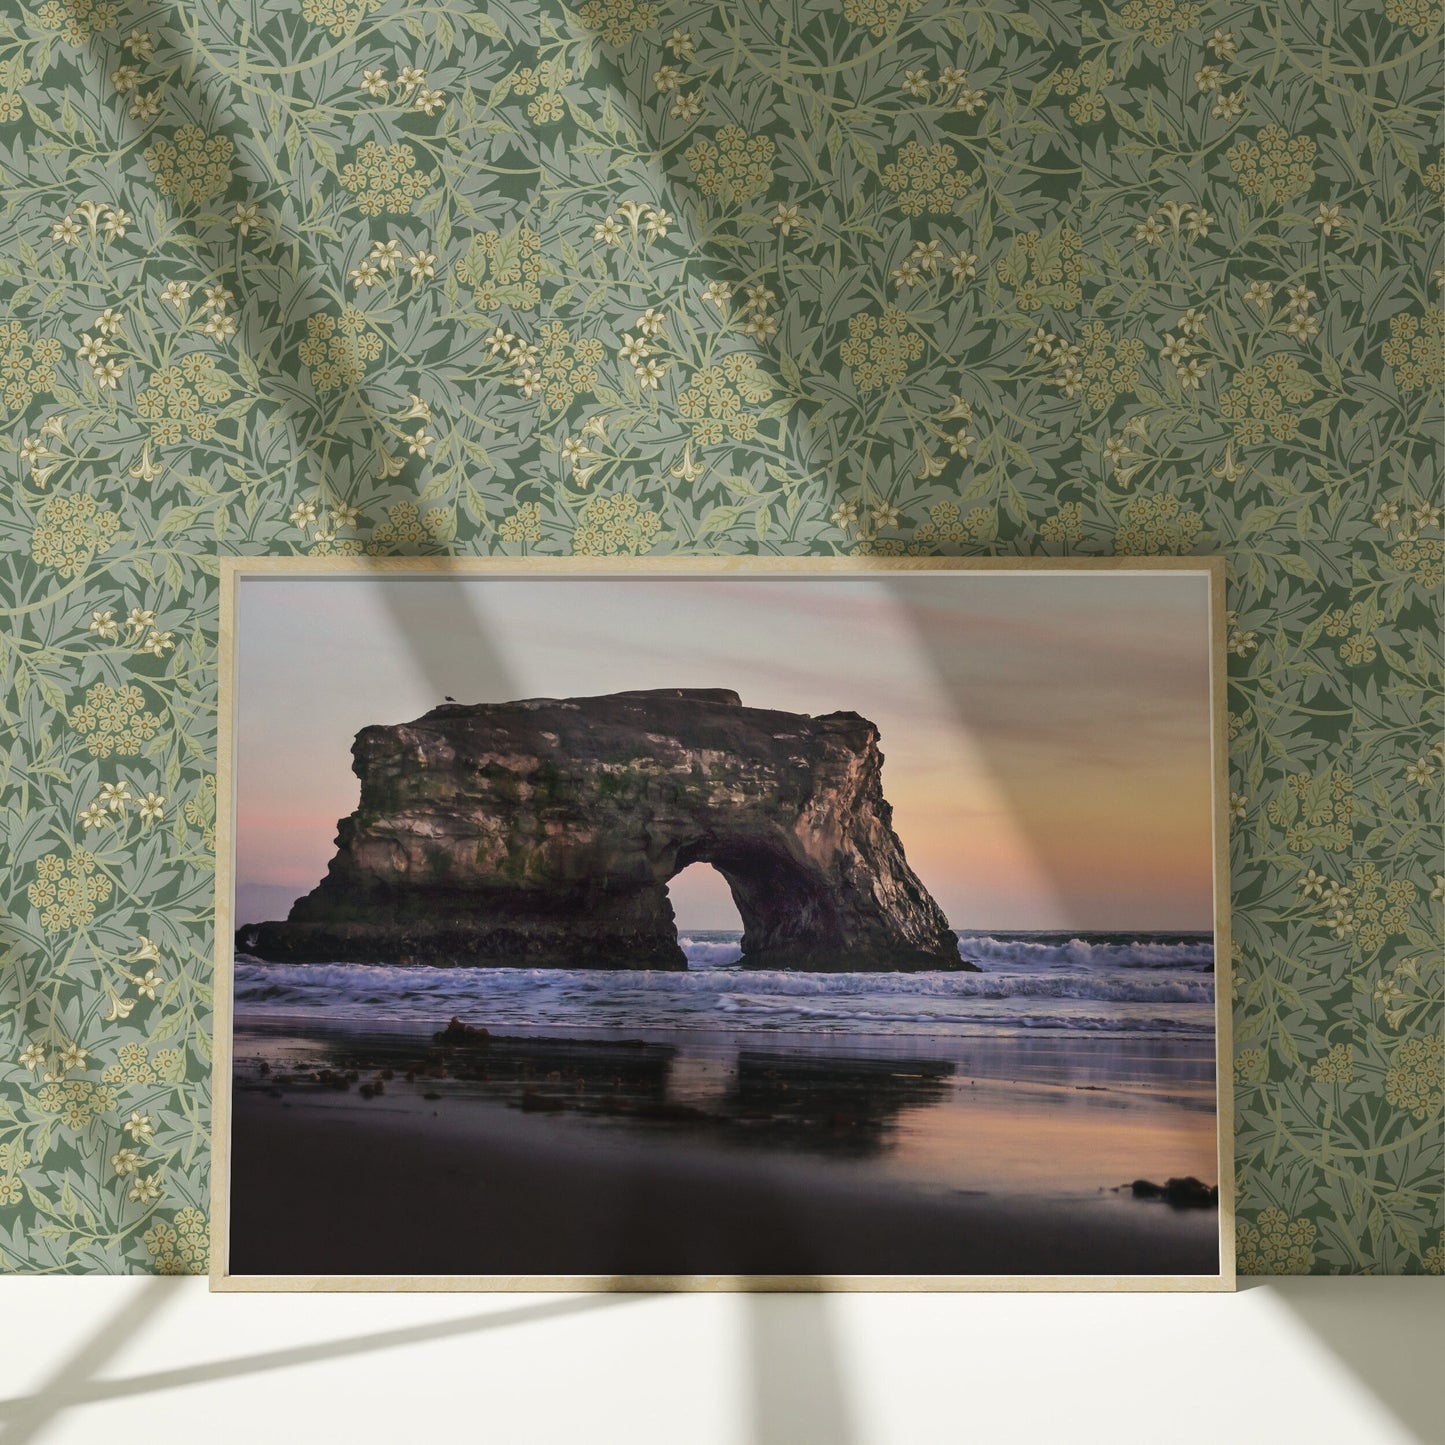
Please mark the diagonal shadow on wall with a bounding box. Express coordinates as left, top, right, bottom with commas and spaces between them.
68, 17, 865, 1434
42, 2, 1341, 1437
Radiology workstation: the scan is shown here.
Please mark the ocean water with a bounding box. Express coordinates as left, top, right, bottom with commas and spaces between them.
233, 929, 1214, 1040
232, 929, 1221, 1209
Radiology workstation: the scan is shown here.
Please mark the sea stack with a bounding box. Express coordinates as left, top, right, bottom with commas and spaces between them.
236, 688, 970, 972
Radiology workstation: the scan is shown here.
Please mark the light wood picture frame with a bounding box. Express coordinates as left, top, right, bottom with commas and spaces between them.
210, 555, 1235, 1292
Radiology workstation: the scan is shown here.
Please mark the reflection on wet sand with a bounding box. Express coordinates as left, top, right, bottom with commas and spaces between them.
228, 1018, 1220, 1275
235, 1026, 958, 1161
727, 1050, 955, 1157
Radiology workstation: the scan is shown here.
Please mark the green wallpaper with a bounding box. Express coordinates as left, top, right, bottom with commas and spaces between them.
0, 0, 1440, 1275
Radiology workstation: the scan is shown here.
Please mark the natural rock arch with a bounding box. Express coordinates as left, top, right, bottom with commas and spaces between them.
239, 688, 971, 972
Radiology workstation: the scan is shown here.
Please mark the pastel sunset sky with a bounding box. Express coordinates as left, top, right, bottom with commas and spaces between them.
233, 572, 1216, 932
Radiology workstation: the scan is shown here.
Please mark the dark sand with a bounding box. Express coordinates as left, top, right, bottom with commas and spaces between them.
227, 1084, 1219, 1279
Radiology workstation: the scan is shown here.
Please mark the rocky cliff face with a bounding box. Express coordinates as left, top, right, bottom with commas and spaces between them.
238, 688, 970, 972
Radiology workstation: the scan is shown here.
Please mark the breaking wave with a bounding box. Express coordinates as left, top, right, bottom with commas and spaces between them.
234, 928, 1215, 1040
954, 931, 1214, 971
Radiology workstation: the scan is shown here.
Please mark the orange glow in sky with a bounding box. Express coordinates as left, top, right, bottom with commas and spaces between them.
234, 573, 1215, 932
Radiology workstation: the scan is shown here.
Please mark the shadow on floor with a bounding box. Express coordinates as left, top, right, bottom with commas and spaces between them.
0, 1288, 637, 1443
0, 1277, 176, 1445
1241, 1277, 1445, 1445
0, 1280, 866, 1445
744, 1292, 858, 1445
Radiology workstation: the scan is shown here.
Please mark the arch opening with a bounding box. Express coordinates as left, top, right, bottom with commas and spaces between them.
664, 838, 846, 970
666, 861, 744, 968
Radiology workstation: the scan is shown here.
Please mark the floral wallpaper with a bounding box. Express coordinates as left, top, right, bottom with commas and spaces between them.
0, 0, 1440, 1276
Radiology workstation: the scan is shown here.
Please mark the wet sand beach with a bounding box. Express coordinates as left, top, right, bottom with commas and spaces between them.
225, 1023, 1220, 1279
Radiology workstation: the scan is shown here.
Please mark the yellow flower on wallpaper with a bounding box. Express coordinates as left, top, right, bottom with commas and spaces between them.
296, 309, 384, 393
1237, 1209, 1318, 1274
339, 141, 433, 214
30, 494, 119, 576
1, 321, 62, 413
0, 0, 1438, 1277
66, 682, 162, 757
685, 125, 775, 207
881, 140, 971, 216
143, 124, 234, 206
27, 851, 113, 933
570, 491, 661, 555
839, 308, 924, 391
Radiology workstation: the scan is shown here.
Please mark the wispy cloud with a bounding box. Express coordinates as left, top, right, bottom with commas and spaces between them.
235, 574, 1213, 929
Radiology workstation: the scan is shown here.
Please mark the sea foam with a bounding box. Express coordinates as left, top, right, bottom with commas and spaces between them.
234, 928, 1215, 1039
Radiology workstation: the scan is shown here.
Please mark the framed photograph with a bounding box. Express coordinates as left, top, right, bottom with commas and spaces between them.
211, 556, 1233, 1291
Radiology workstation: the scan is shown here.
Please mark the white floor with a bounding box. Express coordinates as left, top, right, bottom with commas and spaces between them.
0, 1278, 1439, 1444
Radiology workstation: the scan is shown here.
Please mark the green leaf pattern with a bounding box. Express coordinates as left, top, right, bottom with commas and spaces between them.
0, 0, 1440, 1272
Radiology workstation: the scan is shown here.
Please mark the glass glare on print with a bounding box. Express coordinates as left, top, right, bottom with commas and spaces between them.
221, 565, 1226, 1284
